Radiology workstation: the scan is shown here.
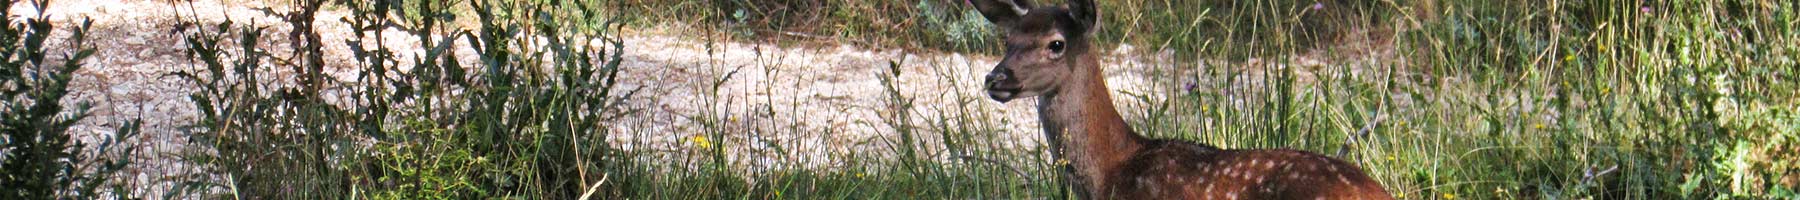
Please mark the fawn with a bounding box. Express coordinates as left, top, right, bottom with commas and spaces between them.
970, 0, 1393, 199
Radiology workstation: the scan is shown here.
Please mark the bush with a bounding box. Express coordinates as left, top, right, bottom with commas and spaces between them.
0, 0, 140, 199
172, 0, 633, 198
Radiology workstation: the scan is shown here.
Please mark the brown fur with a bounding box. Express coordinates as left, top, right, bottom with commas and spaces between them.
973, 0, 1393, 199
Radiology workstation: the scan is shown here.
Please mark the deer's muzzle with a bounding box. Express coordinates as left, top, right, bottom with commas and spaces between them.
984, 67, 1021, 102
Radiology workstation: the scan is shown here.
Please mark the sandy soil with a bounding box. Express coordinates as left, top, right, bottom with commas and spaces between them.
604, 31, 1189, 170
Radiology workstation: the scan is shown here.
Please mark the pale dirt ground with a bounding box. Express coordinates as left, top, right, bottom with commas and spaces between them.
26, 0, 1385, 197
604, 31, 1186, 172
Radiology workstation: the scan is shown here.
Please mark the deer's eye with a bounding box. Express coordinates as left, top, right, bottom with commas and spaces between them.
1048, 41, 1065, 53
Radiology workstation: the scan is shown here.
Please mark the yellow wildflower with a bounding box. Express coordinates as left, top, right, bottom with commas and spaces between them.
691, 135, 712, 148
1386, 155, 1396, 161
1443, 193, 1457, 199
1056, 159, 1071, 166
1534, 123, 1546, 130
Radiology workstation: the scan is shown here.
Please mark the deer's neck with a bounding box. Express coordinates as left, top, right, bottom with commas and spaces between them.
1036, 58, 1145, 195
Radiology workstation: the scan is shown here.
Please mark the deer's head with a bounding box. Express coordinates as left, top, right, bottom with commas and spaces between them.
973, 0, 1099, 103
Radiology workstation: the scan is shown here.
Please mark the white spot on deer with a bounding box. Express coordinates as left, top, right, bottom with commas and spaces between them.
1226, 191, 1239, 200
1203, 183, 1215, 194
1327, 165, 1340, 173
1338, 174, 1353, 185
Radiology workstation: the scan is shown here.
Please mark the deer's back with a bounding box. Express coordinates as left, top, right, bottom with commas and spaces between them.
1107, 140, 1392, 199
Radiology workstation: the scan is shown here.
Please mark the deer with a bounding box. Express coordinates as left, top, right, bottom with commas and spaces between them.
969, 0, 1393, 199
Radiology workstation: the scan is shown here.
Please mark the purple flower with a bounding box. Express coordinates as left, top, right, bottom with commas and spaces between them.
1641, 6, 1651, 13
1183, 82, 1198, 92
1312, 2, 1325, 10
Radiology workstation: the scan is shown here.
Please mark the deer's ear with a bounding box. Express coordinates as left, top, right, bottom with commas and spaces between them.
971, 0, 1033, 27
1065, 0, 1098, 35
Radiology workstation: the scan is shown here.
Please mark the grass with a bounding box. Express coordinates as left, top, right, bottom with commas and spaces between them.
13, 0, 1785, 199
599, 0, 1800, 199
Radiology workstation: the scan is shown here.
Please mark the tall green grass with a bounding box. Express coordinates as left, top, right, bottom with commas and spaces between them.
171, 0, 639, 198
1126, 0, 1799, 199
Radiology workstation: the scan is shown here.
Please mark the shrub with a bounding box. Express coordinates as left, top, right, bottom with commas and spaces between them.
0, 0, 139, 199
172, 0, 633, 198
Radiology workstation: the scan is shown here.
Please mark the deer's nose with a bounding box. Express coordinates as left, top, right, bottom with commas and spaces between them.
985, 67, 1013, 85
